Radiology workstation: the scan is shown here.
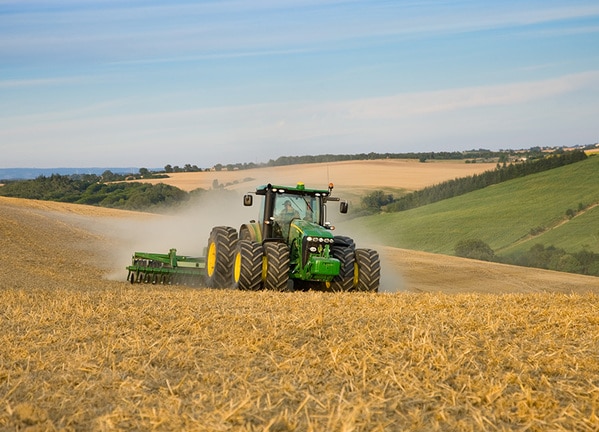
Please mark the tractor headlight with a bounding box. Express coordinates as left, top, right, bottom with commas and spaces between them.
305, 236, 333, 246
309, 246, 317, 252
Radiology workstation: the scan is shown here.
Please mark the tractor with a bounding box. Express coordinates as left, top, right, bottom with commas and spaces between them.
207, 182, 380, 291
127, 182, 380, 292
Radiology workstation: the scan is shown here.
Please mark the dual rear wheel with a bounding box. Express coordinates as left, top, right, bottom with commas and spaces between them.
233, 240, 290, 291
330, 236, 380, 292
207, 227, 379, 292
208, 226, 291, 291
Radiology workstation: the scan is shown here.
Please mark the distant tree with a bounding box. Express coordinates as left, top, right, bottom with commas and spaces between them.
455, 239, 495, 261
361, 191, 394, 212
164, 164, 173, 173
101, 170, 117, 181
139, 167, 150, 178
554, 254, 582, 273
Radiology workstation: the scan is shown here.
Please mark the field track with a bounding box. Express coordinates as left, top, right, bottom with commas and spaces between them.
1, 190, 599, 430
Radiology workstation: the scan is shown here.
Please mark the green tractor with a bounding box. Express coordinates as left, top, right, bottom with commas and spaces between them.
127, 182, 380, 292
206, 182, 380, 292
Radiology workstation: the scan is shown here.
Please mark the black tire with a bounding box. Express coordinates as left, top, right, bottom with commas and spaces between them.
329, 245, 356, 292
263, 242, 290, 291
205, 226, 238, 288
233, 240, 264, 291
354, 248, 381, 292
333, 235, 355, 249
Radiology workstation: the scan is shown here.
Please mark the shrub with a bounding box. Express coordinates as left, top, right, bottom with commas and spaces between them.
361, 191, 394, 213
454, 239, 495, 261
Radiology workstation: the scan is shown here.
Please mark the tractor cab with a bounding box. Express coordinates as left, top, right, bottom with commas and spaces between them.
241, 182, 347, 243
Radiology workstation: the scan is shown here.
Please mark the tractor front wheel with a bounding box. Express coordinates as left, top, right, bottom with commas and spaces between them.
330, 244, 356, 292
354, 248, 381, 292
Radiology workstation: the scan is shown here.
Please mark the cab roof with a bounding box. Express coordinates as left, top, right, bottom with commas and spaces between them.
255, 182, 331, 196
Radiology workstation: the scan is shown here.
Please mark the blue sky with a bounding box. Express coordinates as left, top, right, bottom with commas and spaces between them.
1, 1, 598, 168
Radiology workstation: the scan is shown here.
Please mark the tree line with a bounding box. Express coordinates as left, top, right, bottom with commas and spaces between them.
0, 173, 193, 212
455, 239, 599, 277
360, 150, 588, 214
263, 149, 506, 167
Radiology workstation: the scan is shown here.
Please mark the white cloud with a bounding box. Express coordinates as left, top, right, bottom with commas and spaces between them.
3, 1, 599, 65
337, 71, 599, 120
2, 70, 597, 167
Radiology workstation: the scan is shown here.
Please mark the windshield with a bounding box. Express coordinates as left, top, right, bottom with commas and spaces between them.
275, 193, 320, 224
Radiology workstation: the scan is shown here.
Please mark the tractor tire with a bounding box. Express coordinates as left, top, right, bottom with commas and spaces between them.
263, 242, 290, 291
354, 248, 381, 292
233, 240, 264, 291
333, 235, 355, 249
329, 244, 356, 292
205, 226, 238, 288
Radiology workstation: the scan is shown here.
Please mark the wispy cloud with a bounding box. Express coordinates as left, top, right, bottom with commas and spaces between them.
3, 1, 599, 65
339, 71, 599, 120
0, 75, 90, 88
3, 70, 597, 140
1, 1, 598, 167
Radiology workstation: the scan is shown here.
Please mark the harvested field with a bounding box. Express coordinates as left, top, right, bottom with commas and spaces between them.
130, 159, 497, 195
3, 288, 599, 431
1, 196, 599, 430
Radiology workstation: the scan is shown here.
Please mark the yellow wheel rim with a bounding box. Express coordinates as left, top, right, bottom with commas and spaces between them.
261, 256, 268, 282
233, 251, 241, 283
207, 242, 216, 277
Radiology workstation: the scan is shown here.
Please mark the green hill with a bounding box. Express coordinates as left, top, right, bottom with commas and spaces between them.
345, 156, 599, 258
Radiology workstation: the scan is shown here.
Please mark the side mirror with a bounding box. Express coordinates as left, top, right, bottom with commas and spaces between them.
243, 194, 253, 206
339, 200, 348, 214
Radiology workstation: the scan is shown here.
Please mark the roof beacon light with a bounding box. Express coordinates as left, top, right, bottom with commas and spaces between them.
297, 182, 305, 191
328, 182, 334, 193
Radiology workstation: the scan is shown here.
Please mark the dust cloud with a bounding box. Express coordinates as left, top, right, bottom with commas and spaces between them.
67, 190, 255, 282
330, 204, 407, 294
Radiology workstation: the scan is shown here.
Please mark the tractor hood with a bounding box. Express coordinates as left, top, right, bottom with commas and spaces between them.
289, 219, 334, 241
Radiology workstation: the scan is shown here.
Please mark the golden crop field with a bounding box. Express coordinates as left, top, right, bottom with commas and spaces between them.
130, 159, 498, 195
3, 287, 599, 431
1, 157, 599, 431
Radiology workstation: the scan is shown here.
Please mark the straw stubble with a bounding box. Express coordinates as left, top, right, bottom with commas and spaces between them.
1, 287, 598, 431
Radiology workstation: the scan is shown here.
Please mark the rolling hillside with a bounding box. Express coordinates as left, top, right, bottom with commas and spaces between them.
346, 156, 599, 257
2, 170, 599, 430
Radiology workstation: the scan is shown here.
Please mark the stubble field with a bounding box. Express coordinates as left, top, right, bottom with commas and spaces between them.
1, 159, 599, 431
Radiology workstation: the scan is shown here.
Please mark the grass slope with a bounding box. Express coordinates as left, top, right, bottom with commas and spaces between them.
349, 156, 599, 256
